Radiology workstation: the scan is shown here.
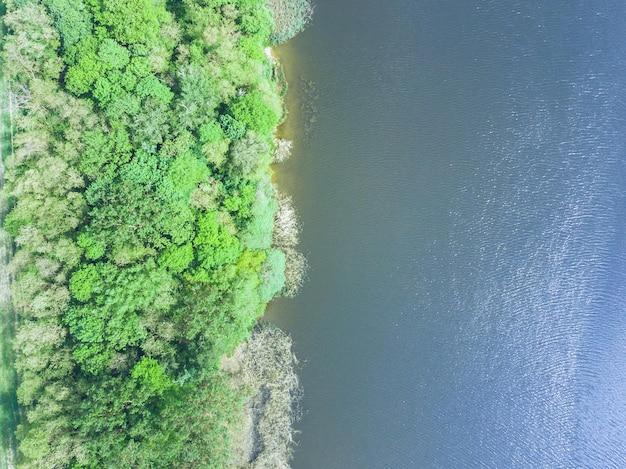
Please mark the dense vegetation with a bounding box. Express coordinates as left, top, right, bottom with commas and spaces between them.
1, 0, 309, 466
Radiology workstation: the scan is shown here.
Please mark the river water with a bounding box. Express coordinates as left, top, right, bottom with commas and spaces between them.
268, 1, 626, 467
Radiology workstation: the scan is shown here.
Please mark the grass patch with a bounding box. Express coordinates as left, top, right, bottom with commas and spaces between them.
0, 304, 18, 469
0, 5, 19, 466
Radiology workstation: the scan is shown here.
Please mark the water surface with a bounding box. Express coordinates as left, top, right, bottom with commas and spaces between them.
269, 1, 626, 467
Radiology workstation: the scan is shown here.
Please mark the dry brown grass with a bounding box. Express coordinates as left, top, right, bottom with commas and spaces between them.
272, 193, 307, 297
223, 323, 302, 469
266, 0, 313, 45
273, 138, 292, 164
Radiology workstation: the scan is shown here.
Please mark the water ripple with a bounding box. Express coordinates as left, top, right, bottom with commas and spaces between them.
443, 1, 626, 466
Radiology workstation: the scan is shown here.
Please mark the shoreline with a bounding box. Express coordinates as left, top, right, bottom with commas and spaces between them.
223, 322, 302, 468
226, 42, 307, 469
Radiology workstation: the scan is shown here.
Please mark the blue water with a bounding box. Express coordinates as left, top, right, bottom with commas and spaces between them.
270, 1, 626, 467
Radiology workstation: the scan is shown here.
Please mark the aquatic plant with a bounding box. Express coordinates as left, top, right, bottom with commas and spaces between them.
266, 0, 314, 45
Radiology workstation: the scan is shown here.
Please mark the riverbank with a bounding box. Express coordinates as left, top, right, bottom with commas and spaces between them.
224, 45, 306, 468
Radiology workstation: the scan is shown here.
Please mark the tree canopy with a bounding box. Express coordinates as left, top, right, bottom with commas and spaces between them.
1, 0, 309, 466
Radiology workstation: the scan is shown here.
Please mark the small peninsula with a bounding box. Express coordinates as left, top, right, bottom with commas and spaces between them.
0, 0, 311, 466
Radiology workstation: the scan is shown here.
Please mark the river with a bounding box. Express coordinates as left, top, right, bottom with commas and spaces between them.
269, 1, 626, 467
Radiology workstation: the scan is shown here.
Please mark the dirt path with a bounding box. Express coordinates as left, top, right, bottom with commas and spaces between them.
0, 19, 18, 468
0, 157, 17, 469
0, 227, 16, 469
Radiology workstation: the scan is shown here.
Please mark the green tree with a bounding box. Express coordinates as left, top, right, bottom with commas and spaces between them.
4, 0, 308, 464
158, 242, 193, 273
131, 357, 172, 397
43, 0, 93, 49
136, 74, 174, 104
194, 211, 241, 270
239, 6, 273, 40
64, 35, 102, 94
94, 0, 170, 45
198, 121, 224, 144
228, 90, 278, 135
69, 264, 100, 302
169, 152, 208, 195
219, 114, 246, 141
77, 231, 106, 260
97, 38, 130, 69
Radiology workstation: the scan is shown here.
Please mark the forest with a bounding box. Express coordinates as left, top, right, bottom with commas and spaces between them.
0, 0, 310, 466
